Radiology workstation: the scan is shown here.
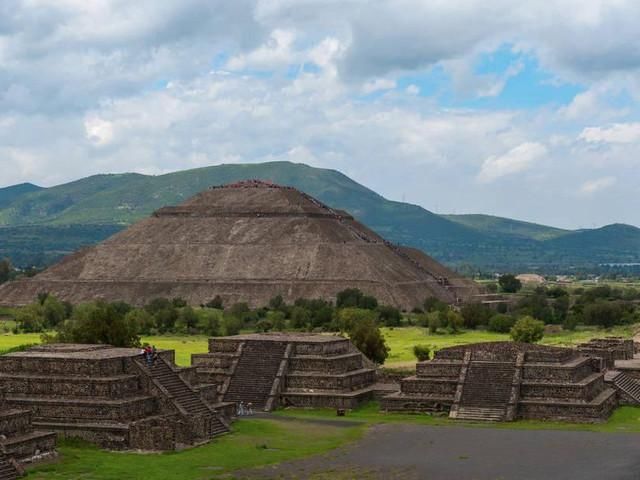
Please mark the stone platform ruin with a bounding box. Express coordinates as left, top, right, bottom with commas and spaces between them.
382, 342, 618, 422
0, 344, 233, 451
192, 333, 377, 410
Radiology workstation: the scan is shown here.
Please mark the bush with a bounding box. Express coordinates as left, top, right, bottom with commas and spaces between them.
488, 314, 516, 333
460, 303, 492, 329
427, 312, 442, 334
413, 344, 431, 361
336, 288, 378, 310
222, 314, 243, 336
444, 310, 463, 334
499, 274, 522, 293
197, 309, 222, 336
377, 305, 402, 327
335, 308, 378, 333
15, 304, 44, 333
52, 301, 140, 347
348, 318, 389, 364
204, 295, 224, 309
510, 316, 544, 343
583, 301, 624, 328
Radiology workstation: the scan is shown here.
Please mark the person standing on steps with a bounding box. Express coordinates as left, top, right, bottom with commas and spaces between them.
151, 345, 158, 366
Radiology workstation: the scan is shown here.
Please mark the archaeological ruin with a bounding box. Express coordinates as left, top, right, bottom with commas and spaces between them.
192, 333, 378, 410
381, 341, 640, 422
0, 344, 233, 451
0, 180, 481, 310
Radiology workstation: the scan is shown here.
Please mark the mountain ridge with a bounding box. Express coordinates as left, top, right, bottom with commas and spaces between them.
0, 161, 638, 272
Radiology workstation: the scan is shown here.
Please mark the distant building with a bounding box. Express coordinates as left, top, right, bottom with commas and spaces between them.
516, 273, 546, 285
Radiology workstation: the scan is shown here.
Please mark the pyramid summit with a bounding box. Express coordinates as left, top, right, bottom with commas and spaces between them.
0, 180, 481, 309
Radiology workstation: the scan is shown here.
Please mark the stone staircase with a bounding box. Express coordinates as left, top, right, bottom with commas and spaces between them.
0, 455, 18, 480
140, 358, 229, 437
224, 341, 288, 410
456, 361, 516, 422
612, 372, 640, 404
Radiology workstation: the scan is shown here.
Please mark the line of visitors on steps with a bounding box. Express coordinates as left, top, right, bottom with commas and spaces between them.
140, 345, 158, 367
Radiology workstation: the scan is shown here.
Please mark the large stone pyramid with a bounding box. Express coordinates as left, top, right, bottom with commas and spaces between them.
0, 180, 481, 309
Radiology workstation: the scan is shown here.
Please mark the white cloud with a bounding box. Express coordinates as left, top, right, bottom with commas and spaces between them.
226, 29, 296, 71
477, 142, 548, 183
361, 78, 396, 94
84, 116, 114, 146
579, 123, 640, 144
579, 176, 617, 195
405, 84, 420, 95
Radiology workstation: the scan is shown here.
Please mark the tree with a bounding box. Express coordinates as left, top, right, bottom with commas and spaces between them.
335, 308, 378, 333
197, 309, 222, 336
583, 301, 624, 328
336, 288, 378, 310
377, 305, 402, 327
488, 314, 516, 333
290, 306, 311, 329
510, 316, 544, 343
348, 318, 389, 364
460, 303, 492, 329
222, 314, 243, 336
485, 282, 498, 293
0, 258, 13, 284
125, 309, 155, 335
16, 304, 44, 333
177, 306, 198, 332
268, 295, 286, 311
499, 274, 522, 293
53, 301, 140, 347
42, 295, 67, 328
204, 295, 224, 309
413, 344, 431, 361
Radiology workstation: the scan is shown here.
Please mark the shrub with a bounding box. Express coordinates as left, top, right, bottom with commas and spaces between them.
52, 301, 140, 347
335, 308, 378, 333
197, 309, 222, 336
582, 301, 624, 328
348, 318, 389, 364
427, 312, 441, 334
444, 310, 463, 333
336, 288, 378, 310
499, 274, 522, 293
488, 314, 516, 333
413, 344, 431, 361
124, 309, 155, 335
15, 304, 44, 333
460, 303, 492, 329
377, 305, 402, 327
222, 314, 243, 336
204, 295, 224, 309
510, 316, 544, 343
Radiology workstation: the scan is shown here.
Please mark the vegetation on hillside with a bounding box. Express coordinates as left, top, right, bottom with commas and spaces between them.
1, 161, 639, 272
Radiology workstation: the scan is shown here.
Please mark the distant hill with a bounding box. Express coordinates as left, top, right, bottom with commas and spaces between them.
0, 183, 43, 210
0, 161, 638, 272
444, 214, 570, 241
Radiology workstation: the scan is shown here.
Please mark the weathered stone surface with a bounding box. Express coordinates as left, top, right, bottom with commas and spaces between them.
0, 344, 231, 451
382, 341, 618, 423
0, 181, 482, 309
193, 333, 378, 410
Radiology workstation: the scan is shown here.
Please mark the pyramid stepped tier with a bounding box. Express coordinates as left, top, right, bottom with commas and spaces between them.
192, 333, 378, 411
0, 409, 57, 466
382, 342, 618, 423
0, 344, 232, 451
0, 454, 18, 480
0, 180, 482, 309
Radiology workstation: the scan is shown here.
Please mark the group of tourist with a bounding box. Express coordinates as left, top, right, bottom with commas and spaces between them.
141, 345, 158, 367
237, 401, 254, 416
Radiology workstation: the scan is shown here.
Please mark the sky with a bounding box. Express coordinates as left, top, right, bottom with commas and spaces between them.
1, 0, 639, 230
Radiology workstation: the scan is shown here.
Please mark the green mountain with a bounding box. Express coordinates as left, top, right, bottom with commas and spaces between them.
0, 183, 43, 210
0, 161, 638, 273
444, 214, 570, 241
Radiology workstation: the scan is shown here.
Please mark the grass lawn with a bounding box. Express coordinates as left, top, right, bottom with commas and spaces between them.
26, 418, 365, 480
380, 324, 638, 369
276, 401, 640, 434
1, 325, 637, 368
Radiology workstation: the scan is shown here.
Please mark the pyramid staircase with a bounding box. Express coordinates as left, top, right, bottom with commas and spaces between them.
0, 455, 18, 480
139, 358, 229, 437
612, 372, 640, 404
224, 341, 288, 410
455, 361, 516, 422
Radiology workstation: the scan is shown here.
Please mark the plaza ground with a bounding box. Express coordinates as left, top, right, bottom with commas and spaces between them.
24, 403, 640, 479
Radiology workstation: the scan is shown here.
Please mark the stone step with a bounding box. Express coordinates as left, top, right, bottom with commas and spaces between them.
0, 457, 18, 480
456, 407, 505, 422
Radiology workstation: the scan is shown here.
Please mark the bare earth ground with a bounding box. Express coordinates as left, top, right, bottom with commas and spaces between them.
225, 423, 640, 480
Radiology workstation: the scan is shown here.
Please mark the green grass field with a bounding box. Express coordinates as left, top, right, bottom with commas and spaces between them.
1, 325, 637, 369
26, 418, 365, 479
276, 401, 640, 434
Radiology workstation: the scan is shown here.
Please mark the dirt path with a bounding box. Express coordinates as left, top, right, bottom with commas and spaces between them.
226, 423, 640, 480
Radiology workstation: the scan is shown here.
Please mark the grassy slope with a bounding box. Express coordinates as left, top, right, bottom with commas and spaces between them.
444, 213, 570, 241
27, 418, 364, 480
